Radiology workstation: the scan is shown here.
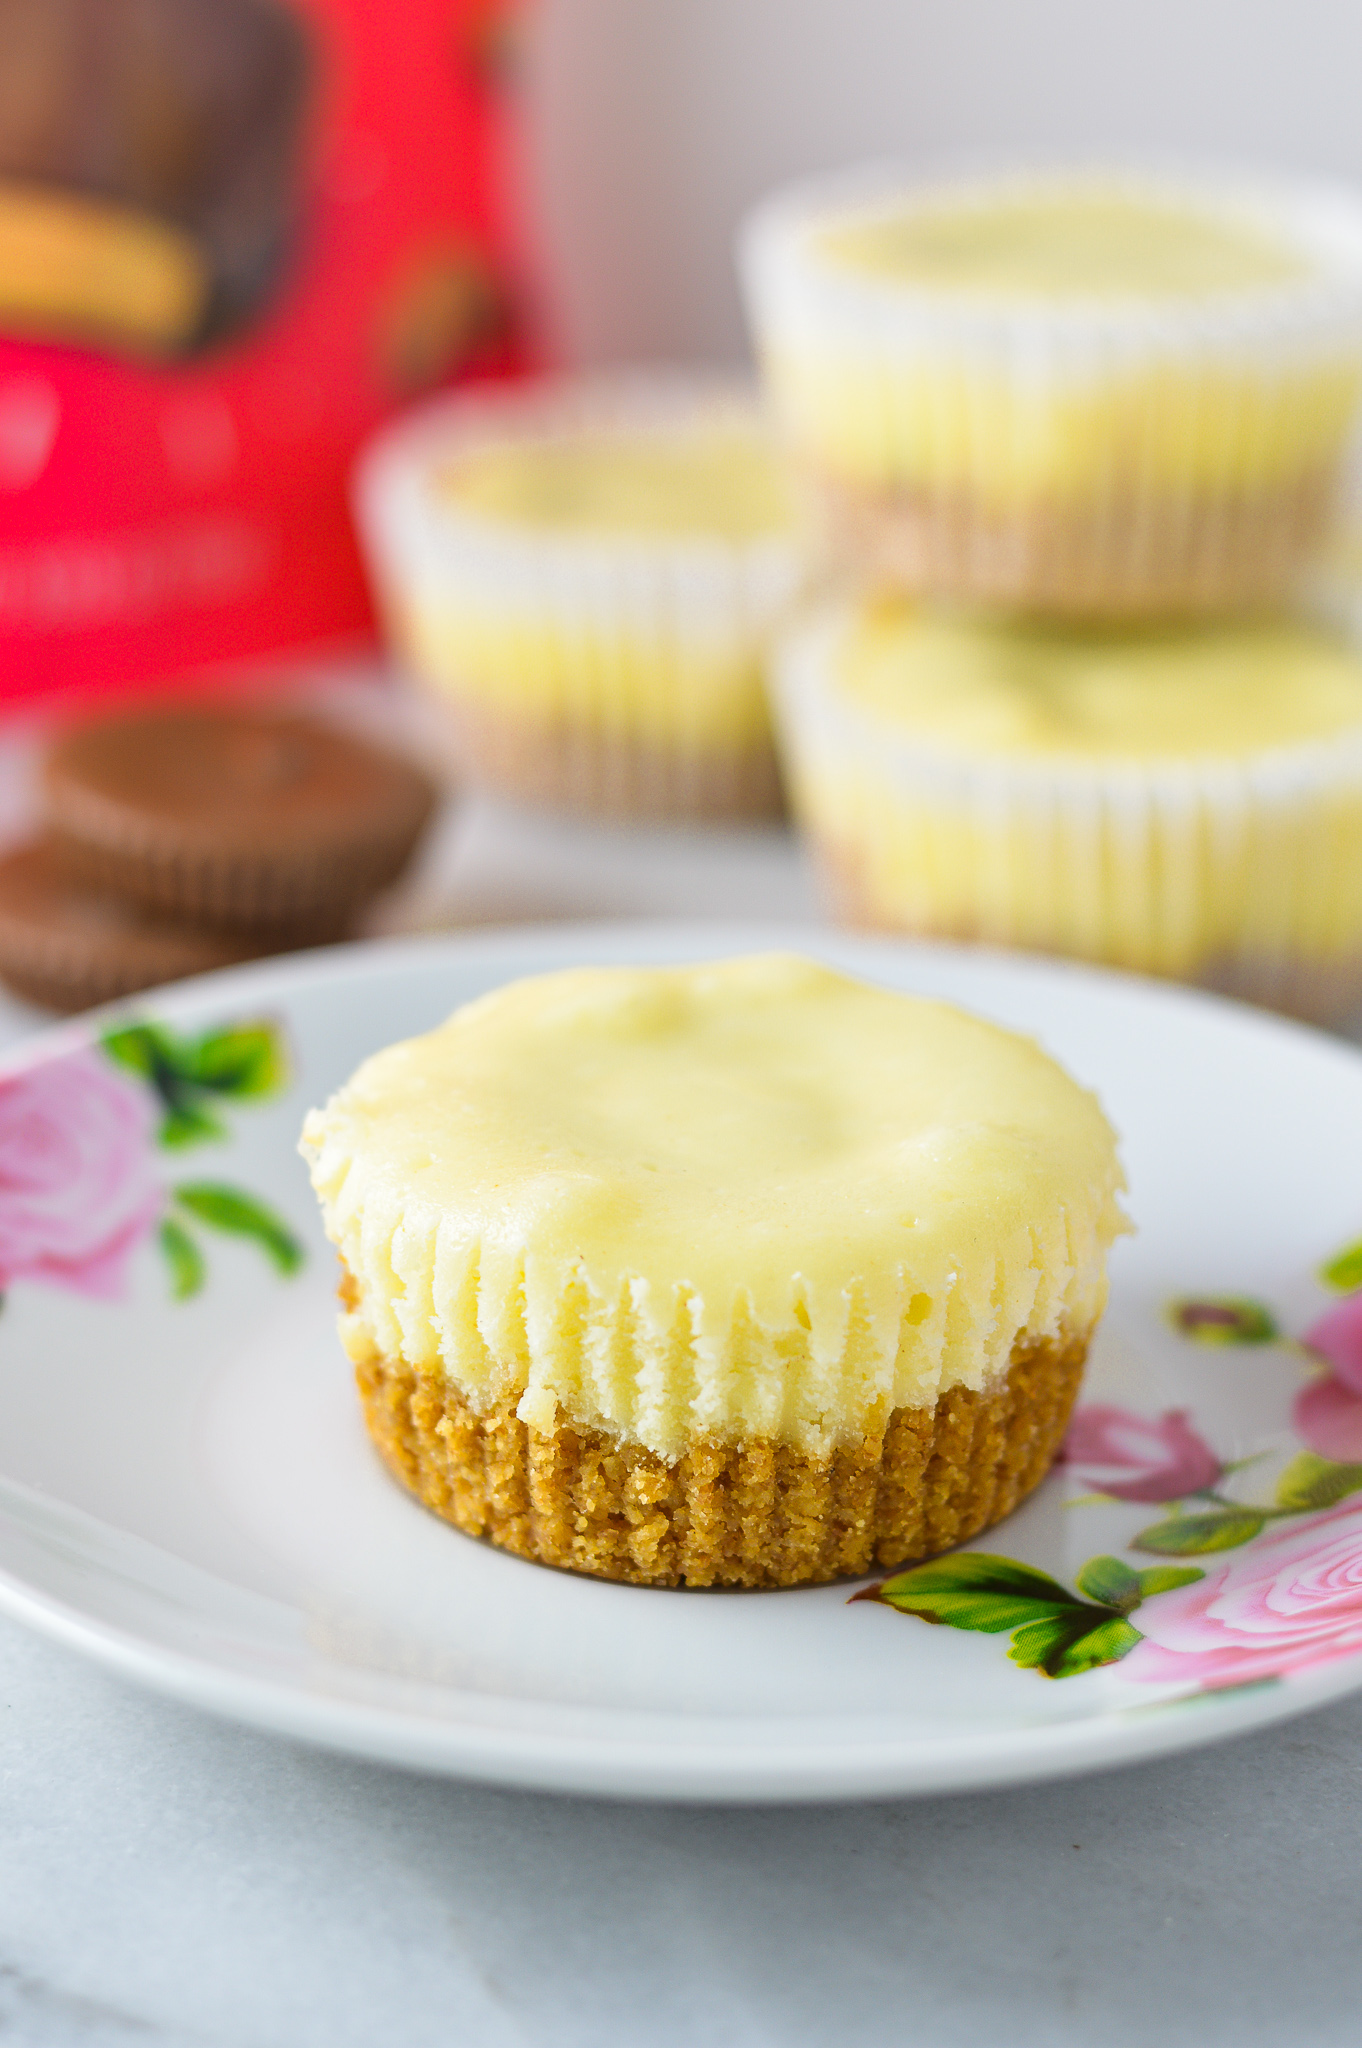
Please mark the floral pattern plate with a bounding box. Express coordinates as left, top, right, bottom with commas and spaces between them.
3, 922, 1362, 1804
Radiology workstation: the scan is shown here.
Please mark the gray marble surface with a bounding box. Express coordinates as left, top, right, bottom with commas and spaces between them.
5, 1613, 1361, 2048
1, 720, 1358, 2046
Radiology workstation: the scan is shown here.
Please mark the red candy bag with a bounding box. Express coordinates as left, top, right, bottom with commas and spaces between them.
0, 0, 530, 705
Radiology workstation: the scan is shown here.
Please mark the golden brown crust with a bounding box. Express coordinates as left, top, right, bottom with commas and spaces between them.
415, 690, 785, 824
812, 469, 1332, 621
1197, 952, 1362, 1028
353, 1326, 1088, 1588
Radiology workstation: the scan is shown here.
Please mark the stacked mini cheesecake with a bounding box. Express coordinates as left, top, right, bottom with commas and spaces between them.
355, 374, 804, 824
0, 705, 435, 1011
741, 166, 1362, 1023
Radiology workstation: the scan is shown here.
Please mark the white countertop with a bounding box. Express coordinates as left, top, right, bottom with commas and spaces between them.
2, 730, 1359, 2047
6, 1607, 1361, 2048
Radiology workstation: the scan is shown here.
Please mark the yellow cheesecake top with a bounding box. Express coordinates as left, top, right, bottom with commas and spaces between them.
301, 954, 1125, 1458
436, 428, 795, 542
836, 605, 1362, 762
817, 190, 1310, 299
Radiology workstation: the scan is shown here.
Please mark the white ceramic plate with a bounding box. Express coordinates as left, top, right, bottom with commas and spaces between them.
4, 922, 1362, 1804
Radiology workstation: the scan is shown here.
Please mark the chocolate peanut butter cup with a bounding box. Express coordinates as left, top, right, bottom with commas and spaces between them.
0, 838, 294, 1012
44, 706, 437, 934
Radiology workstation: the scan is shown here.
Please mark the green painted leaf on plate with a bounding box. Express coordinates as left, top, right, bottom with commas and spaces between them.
158, 1101, 227, 1149
1274, 1451, 1362, 1512
103, 1017, 288, 1147
1074, 1555, 1144, 1613
874, 1553, 1081, 1633
158, 1217, 206, 1301
173, 1183, 304, 1276
1010, 1611, 1143, 1679
1321, 1241, 1362, 1294
1134, 1565, 1206, 1599
859, 1552, 1158, 1681
104, 1023, 227, 1148
1168, 1298, 1278, 1346
183, 1024, 288, 1100
1074, 1559, 1205, 1615
1133, 1509, 1266, 1556
102, 1022, 176, 1081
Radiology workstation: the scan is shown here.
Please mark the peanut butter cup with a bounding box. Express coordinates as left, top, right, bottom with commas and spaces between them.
44, 706, 436, 933
0, 839, 283, 1012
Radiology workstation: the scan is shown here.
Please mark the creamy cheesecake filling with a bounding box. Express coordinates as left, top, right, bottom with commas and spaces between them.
774, 606, 1362, 984
742, 173, 1362, 512
362, 391, 800, 764
816, 189, 1309, 299
836, 604, 1362, 760
436, 428, 795, 540
761, 351, 1361, 503
302, 954, 1125, 1462
396, 609, 777, 749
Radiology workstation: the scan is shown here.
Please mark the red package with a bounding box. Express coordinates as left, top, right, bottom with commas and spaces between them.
0, 0, 531, 705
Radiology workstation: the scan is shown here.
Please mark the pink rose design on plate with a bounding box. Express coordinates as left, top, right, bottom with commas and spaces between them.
1061, 1404, 1221, 1504
1295, 1295, 1362, 1463
0, 1047, 163, 1300
1123, 1495, 1362, 1684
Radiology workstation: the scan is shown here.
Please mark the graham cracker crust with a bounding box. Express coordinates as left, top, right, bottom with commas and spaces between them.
353, 1327, 1088, 1589
1199, 952, 1362, 1028
418, 692, 785, 823
813, 469, 1333, 619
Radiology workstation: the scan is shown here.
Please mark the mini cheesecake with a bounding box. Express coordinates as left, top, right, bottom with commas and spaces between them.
355, 375, 801, 822
741, 167, 1362, 617
773, 599, 1362, 1023
301, 953, 1126, 1588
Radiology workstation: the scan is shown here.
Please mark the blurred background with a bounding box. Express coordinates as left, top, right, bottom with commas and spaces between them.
8, 0, 1362, 1008
526, 0, 1362, 363
6, 0, 1362, 702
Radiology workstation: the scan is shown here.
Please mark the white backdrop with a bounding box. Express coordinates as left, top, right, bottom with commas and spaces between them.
522, 0, 1362, 364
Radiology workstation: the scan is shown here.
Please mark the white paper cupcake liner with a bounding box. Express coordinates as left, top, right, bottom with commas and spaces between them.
740, 164, 1362, 618
772, 605, 1362, 1024
353, 373, 802, 820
